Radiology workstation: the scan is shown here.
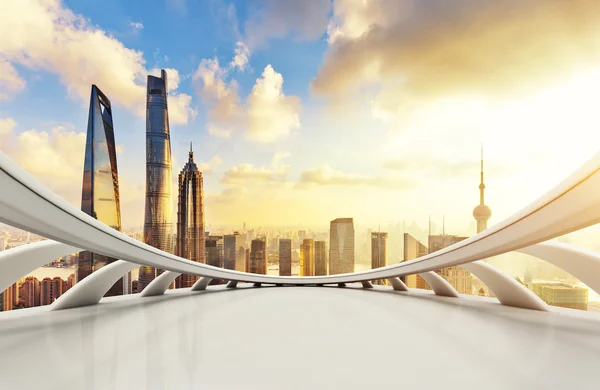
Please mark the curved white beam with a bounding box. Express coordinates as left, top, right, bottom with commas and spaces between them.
140, 271, 181, 297
51, 260, 137, 311
190, 277, 212, 291
461, 261, 548, 311
419, 272, 459, 297
2, 149, 600, 287
226, 281, 238, 288
518, 242, 600, 295
361, 281, 374, 288
387, 277, 409, 291
0, 240, 81, 293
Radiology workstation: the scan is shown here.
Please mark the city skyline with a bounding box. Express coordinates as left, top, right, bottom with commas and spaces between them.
2, 1, 600, 230
1, 0, 600, 308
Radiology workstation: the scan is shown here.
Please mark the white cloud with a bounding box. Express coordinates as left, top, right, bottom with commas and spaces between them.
194, 58, 300, 143
244, 0, 331, 48
0, 0, 195, 124
0, 118, 145, 226
246, 65, 301, 142
197, 155, 224, 174
129, 21, 144, 31
271, 151, 291, 167
0, 120, 86, 206
0, 61, 26, 100
221, 152, 290, 185
0, 118, 17, 137
222, 163, 288, 185
298, 164, 414, 189
229, 41, 250, 71
313, 0, 600, 105
208, 186, 248, 204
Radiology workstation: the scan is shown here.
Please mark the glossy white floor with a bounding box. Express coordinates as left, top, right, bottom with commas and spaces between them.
0, 285, 598, 389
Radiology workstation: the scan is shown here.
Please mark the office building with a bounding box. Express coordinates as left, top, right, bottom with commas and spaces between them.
531, 282, 588, 310
279, 238, 292, 276
77, 85, 124, 296
21, 277, 40, 308
314, 241, 327, 276
39, 277, 64, 306
245, 248, 251, 274
473, 145, 492, 234
206, 235, 225, 285
206, 235, 224, 268
371, 232, 388, 285
224, 233, 247, 272
329, 218, 355, 275
250, 238, 267, 275
141, 69, 174, 291
1, 284, 14, 312
175, 145, 205, 289
429, 233, 471, 294
403, 233, 429, 289
300, 239, 315, 277
123, 271, 132, 295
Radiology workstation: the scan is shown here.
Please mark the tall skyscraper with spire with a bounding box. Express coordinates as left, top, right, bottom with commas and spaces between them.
78, 85, 124, 296
175, 143, 205, 289
141, 69, 174, 291
473, 145, 492, 234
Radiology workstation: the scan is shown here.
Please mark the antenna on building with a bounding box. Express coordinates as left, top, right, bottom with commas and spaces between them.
428, 215, 431, 238
442, 215, 445, 237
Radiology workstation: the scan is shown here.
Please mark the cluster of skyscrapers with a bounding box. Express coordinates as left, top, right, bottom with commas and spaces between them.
0, 71, 592, 313
75, 70, 206, 294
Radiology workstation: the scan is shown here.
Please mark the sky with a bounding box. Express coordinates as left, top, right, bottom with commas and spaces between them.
2, 0, 600, 235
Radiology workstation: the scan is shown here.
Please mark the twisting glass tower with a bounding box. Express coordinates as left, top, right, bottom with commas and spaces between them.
175, 143, 205, 288
140, 70, 173, 291
78, 85, 124, 296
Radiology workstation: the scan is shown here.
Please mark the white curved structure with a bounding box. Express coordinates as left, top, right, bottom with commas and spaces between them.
1, 149, 600, 387
190, 277, 212, 291
2, 285, 599, 389
0, 148, 599, 314
2, 149, 600, 292
51, 260, 137, 311
518, 242, 600, 295
0, 240, 80, 293
140, 271, 181, 297
387, 277, 409, 291
461, 261, 548, 311
419, 271, 459, 297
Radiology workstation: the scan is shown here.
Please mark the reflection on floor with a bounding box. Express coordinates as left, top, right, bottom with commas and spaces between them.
0, 285, 598, 390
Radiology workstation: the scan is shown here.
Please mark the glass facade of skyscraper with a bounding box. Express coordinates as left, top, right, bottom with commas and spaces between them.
371, 232, 388, 285
141, 70, 174, 291
77, 85, 123, 296
300, 238, 315, 276
250, 239, 267, 275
